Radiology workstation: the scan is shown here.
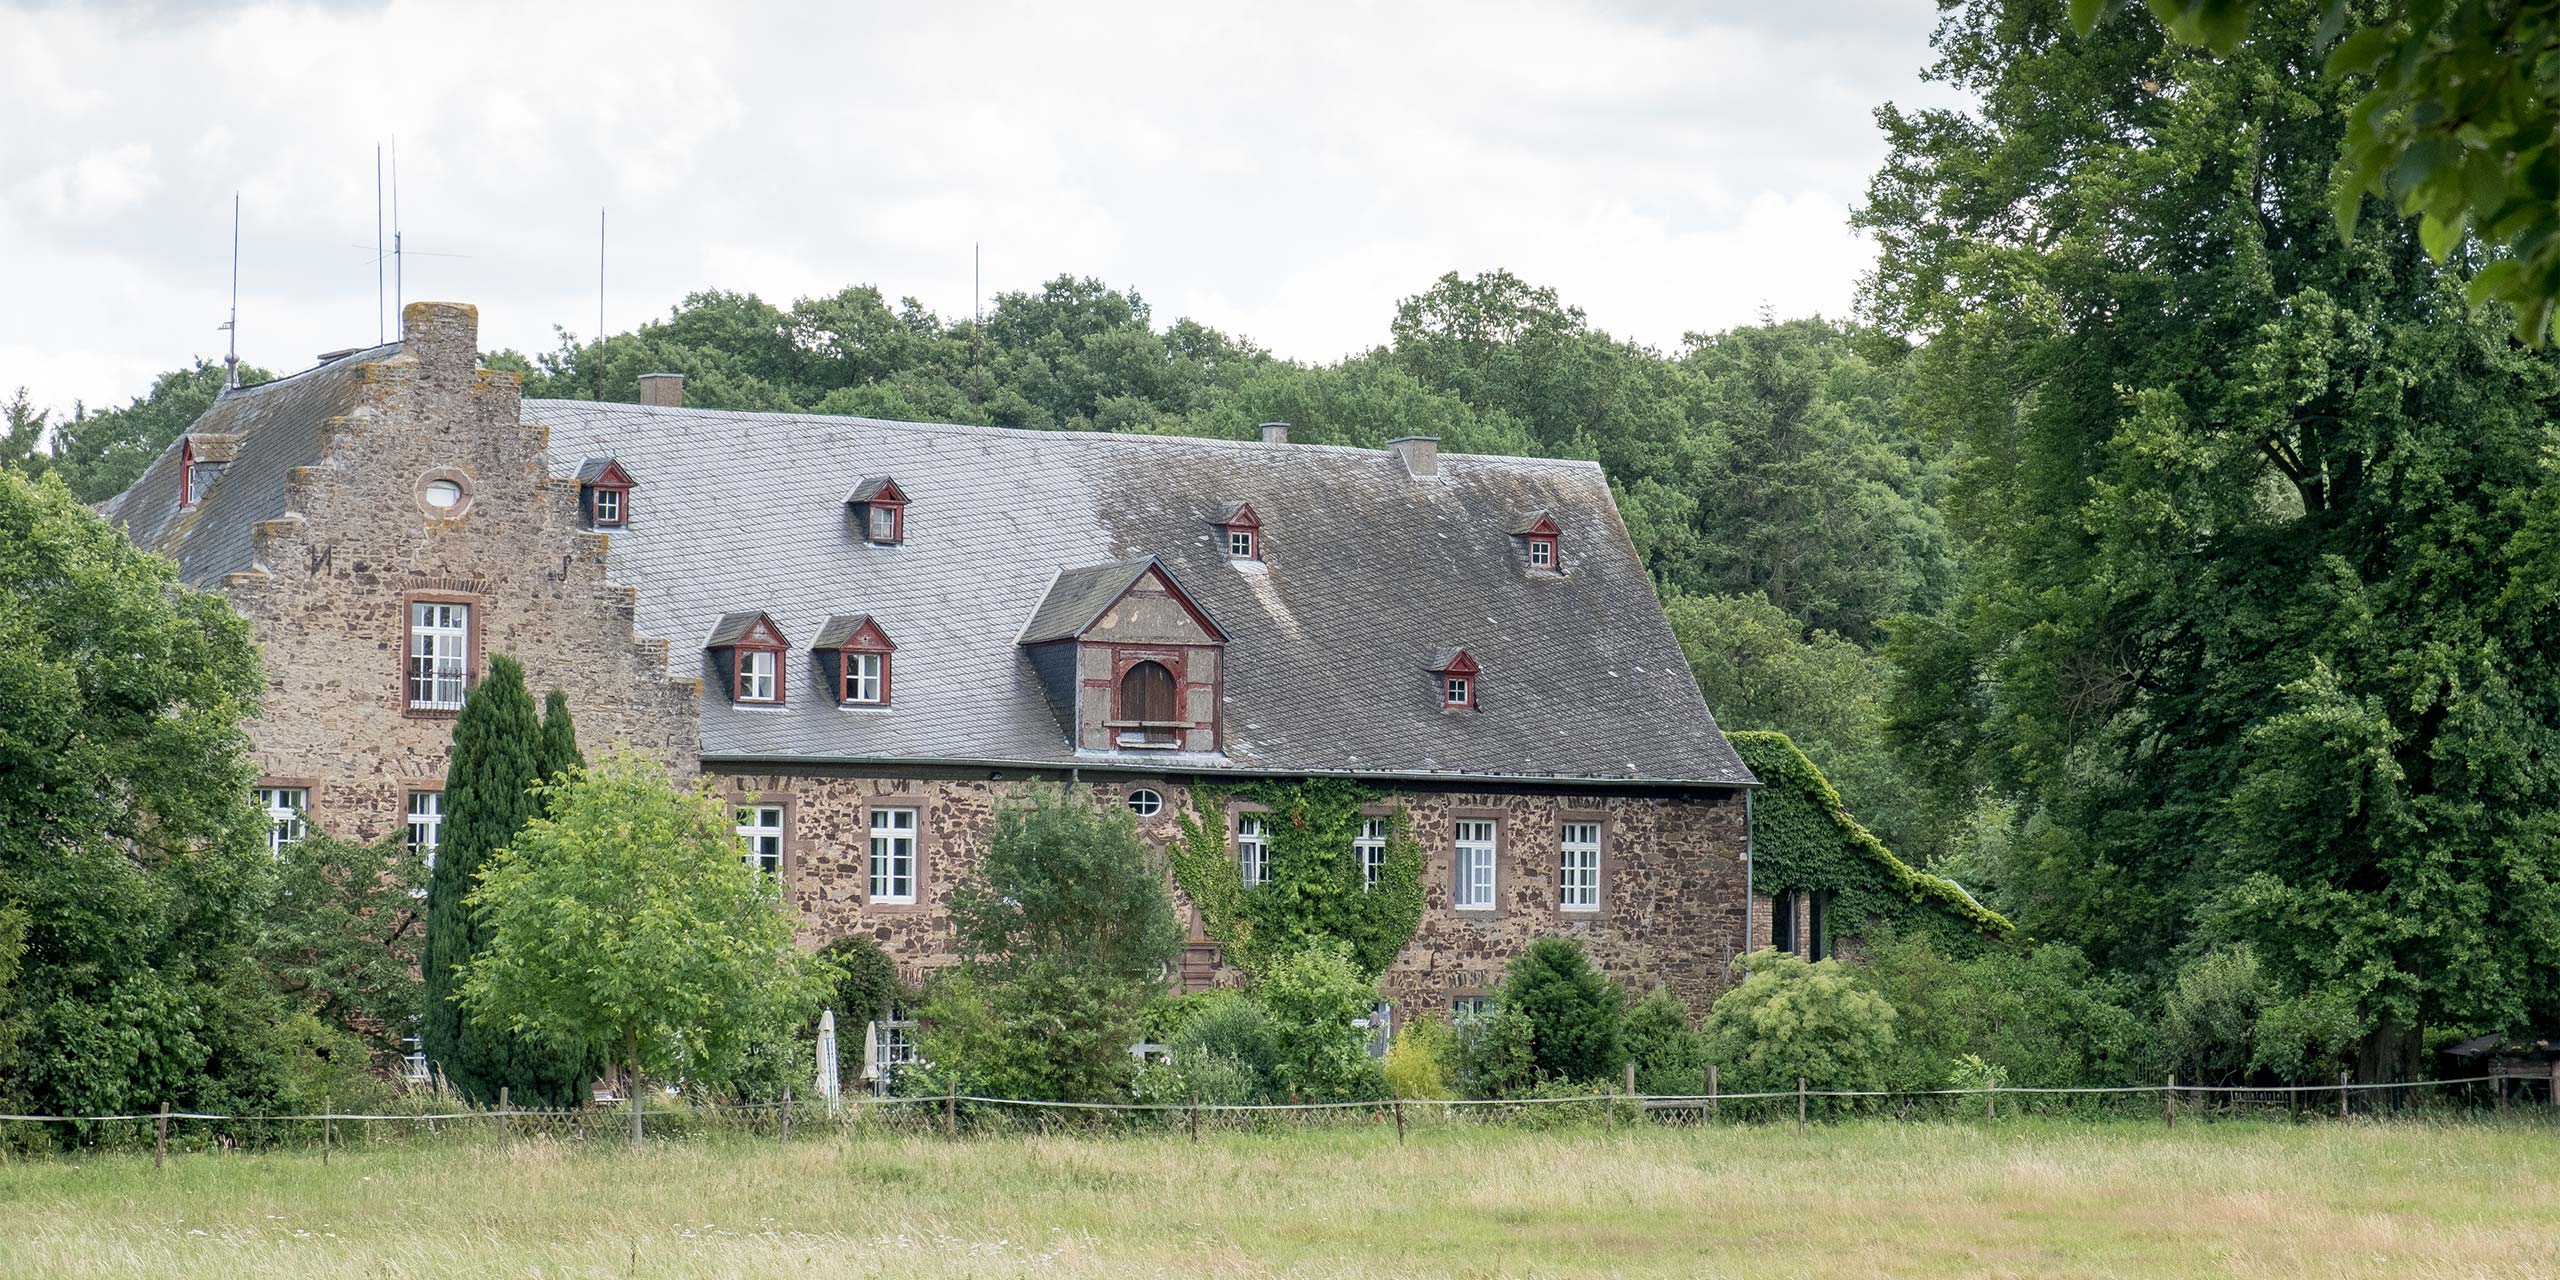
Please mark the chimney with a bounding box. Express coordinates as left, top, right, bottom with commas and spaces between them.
638, 373, 685, 407
1388, 435, 1439, 479
401, 301, 479, 376
1259, 421, 1290, 445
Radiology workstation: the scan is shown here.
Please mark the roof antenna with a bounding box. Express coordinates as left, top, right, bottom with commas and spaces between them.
220, 190, 241, 391
391, 136, 402, 331
598, 206, 606, 346
375, 145, 386, 345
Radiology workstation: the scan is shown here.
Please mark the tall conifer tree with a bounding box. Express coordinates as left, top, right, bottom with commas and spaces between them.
534, 688, 584, 811
421, 657, 590, 1104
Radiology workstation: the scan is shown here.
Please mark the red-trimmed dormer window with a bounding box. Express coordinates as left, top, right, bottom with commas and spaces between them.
1208, 500, 1263, 562
1514, 512, 1562, 574
815, 614, 896, 707
577, 457, 636, 528
178, 439, 198, 510
846, 476, 909, 545
1431, 648, 1481, 710
706, 612, 789, 705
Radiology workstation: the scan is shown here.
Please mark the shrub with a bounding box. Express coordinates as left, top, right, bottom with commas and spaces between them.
1498, 937, 1624, 1083
1701, 951, 1897, 1094
816, 936, 907, 1084
1454, 1005, 1539, 1098
1384, 1017, 1456, 1100
2162, 945, 2265, 1084
917, 965, 1143, 1104
1856, 928, 2150, 1090
1257, 945, 1377, 1100
1172, 990, 1277, 1075
1621, 986, 1708, 1094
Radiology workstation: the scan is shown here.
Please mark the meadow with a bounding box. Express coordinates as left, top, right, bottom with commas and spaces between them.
0, 1115, 2553, 1278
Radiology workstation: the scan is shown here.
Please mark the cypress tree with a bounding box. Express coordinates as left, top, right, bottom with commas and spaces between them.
534, 688, 584, 811
421, 656, 590, 1105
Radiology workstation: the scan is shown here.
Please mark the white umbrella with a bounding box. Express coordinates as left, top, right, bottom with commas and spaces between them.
815, 1008, 841, 1113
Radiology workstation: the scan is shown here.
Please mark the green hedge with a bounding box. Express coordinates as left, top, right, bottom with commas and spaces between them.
1731, 731, 2010, 944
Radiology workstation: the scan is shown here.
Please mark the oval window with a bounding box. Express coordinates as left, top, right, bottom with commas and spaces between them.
1127, 788, 1163, 817
422, 479, 465, 509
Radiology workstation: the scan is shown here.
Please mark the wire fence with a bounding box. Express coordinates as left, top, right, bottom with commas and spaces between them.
4, 1071, 2553, 1160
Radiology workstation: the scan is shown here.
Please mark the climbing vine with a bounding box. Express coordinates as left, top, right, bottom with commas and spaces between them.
1169, 778, 1425, 981
1729, 731, 2011, 945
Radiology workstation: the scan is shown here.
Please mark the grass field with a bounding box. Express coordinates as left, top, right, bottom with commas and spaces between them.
0, 1117, 2554, 1278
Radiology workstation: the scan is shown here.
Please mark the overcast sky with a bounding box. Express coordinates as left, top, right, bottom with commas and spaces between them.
1, 1, 1958, 419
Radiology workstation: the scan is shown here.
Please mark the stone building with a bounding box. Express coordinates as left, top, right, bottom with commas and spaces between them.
105, 301, 1774, 1034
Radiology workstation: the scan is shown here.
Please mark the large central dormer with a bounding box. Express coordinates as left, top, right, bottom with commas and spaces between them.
1016, 556, 1228, 754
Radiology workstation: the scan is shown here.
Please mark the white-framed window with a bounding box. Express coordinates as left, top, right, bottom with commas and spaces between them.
736, 804, 785, 879
1362, 1001, 1393, 1059
406, 791, 444, 869
1238, 814, 1270, 886
1452, 996, 1491, 1022
407, 602, 470, 711
869, 807, 917, 903
255, 786, 309, 856
1454, 819, 1497, 910
1529, 536, 1555, 569
402, 1034, 431, 1083
737, 649, 778, 702
1355, 817, 1389, 889
870, 1003, 918, 1087
1227, 527, 1256, 559
869, 506, 898, 542
1560, 821, 1601, 911
1127, 788, 1164, 818
846, 651, 885, 704
593, 488, 624, 525
1444, 675, 1472, 708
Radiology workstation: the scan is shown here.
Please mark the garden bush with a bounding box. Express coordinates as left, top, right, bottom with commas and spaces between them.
1498, 937, 1624, 1084
1701, 950, 1897, 1094
1256, 945, 1378, 1100
1454, 1004, 1539, 1097
1384, 1017, 1456, 1100
1621, 986, 1708, 1094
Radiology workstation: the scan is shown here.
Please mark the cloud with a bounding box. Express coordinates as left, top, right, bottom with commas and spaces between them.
0, 0, 1962, 418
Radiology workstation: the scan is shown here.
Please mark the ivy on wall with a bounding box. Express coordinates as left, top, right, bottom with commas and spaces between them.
1169, 778, 1426, 981
1730, 730, 2012, 944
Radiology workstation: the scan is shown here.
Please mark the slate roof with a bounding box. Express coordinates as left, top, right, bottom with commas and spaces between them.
100, 344, 398, 587
842, 476, 902, 504
705, 611, 781, 647
530, 400, 1754, 786
574, 456, 627, 483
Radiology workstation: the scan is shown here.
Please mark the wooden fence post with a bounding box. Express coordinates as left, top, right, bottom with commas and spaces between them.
1707, 1064, 1718, 1121
1393, 1099, 1405, 1147
782, 1086, 794, 1141
630, 1084, 644, 1146
2165, 1074, 2175, 1131
1796, 1077, 1806, 1135
1189, 1090, 1200, 1146
1986, 1080, 1996, 1122
1605, 1085, 1616, 1136
2493, 1073, 2506, 1115
943, 1080, 956, 1140
498, 1087, 510, 1144
2339, 1070, 2350, 1122
156, 1101, 169, 1168
1624, 1062, 1636, 1097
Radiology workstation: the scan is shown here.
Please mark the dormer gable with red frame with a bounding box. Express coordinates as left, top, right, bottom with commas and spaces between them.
812, 613, 897, 707
1511, 511, 1563, 574
846, 476, 910, 545
576, 457, 637, 528
1430, 647, 1482, 711
705, 611, 791, 705
1206, 499, 1263, 561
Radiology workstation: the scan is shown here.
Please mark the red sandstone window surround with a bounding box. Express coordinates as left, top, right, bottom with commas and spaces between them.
178, 440, 198, 510
1515, 513, 1563, 574
1432, 648, 1481, 710
400, 591, 482, 717
847, 477, 910, 545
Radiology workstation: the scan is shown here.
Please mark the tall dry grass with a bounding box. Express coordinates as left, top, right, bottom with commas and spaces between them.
0, 1117, 2554, 1278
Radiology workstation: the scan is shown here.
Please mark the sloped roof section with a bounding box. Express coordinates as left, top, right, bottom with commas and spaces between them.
101, 344, 398, 587
811, 614, 891, 650
1017, 557, 1172, 645
532, 400, 1753, 786
705, 611, 784, 647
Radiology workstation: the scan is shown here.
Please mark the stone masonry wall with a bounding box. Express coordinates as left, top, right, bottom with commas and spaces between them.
712, 765, 1750, 1015
225, 301, 698, 847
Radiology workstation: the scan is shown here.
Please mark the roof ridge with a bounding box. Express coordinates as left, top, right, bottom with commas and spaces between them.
523, 399, 1607, 472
